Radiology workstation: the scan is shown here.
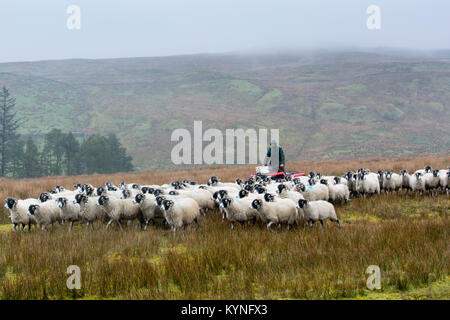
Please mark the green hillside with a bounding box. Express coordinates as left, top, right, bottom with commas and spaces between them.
0, 51, 449, 170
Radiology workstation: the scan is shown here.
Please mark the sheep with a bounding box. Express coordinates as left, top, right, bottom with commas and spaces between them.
27, 201, 61, 231
220, 197, 258, 229
207, 176, 241, 190
276, 184, 304, 204
295, 183, 329, 201
119, 182, 141, 191
409, 172, 426, 195
382, 171, 403, 194
73, 193, 108, 230
438, 170, 449, 196
423, 170, 441, 196
168, 189, 215, 214
377, 170, 384, 190
333, 176, 348, 186
414, 166, 432, 176
120, 189, 140, 200
296, 199, 340, 228
4, 198, 39, 232
356, 172, 380, 196
56, 197, 81, 231
400, 170, 412, 193
320, 179, 350, 203
133, 193, 165, 230
159, 198, 200, 232
96, 195, 145, 230
249, 198, 298, 230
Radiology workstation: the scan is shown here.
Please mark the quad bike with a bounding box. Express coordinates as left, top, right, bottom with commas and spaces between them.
250, 166, 305, 181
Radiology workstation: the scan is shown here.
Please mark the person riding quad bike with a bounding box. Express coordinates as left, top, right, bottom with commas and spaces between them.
264, 139, 286, 174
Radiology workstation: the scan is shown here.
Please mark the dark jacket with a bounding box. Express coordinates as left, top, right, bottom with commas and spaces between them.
265, 146, 285, 166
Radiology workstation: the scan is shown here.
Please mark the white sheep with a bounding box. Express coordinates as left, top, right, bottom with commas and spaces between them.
160, 198, 200, 231
56, 197, 81, 231
295, 183, 329, 201
133, 193, 165, 230
276, 184, 304, 203
438, 170, 449, 196
409, 172, 426, 195
249, 198, 298, 230
73, 193, 108, 230
168, 189, 215, 214
220, 197, 258, 229
356, 172, 380, 196
423, 170, 441, 196
96, 195, 145, 230
4, 198, 39, 232
400, 170, 412, 193
27, 201, 61, 231
320, 179, 350, 203
382, 171, 402, 194
296, 199, 340, 228
207, 176, 241, 190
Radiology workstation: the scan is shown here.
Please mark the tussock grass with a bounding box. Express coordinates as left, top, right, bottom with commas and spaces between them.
0, 156, 448, 299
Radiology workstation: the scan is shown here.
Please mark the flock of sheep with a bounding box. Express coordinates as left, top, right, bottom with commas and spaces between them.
3, 165, 449, 232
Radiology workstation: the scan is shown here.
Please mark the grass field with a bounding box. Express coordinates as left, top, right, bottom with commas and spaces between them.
0, 156, 448, 299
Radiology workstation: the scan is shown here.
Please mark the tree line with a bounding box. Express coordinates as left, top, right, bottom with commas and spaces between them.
0, 86, 134, 178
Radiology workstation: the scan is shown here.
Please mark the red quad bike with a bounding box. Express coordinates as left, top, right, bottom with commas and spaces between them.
250, 166, 305, 181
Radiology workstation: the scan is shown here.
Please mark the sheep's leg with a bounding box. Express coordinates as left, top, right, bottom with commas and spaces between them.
90, 222, 95, 230
27, 222, 32, 232
69, 221, 74, 232
319, 220, 324, 228
13, 223, 17, 232
230, 221, 234, 230
106, 219, 114, 230
86, 221, 90, 229
51, 223, 54, 231
266, 221, 274, 230
117, 220, 124, 230
21, 224, 25, 232
335, 219, 341, 228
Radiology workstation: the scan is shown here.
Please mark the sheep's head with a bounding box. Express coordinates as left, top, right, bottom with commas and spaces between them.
154, 196, 166, 207
97, 195, 109, 206
134, 193, 145, 204
377, 170, 383, 178
433, 169, 439, 177
169, 190, 179, 196
297, 199, 308, 209
250, 199, 262, 210
415, 172, 423, 180
121, 189, 131, 199
84, 185, 94, 196
131, 184, 140, 190
255, 186, 266, 194
27, 204, 39, 216
209, 176, 219, 185
235, 179, 242, 185
308, 178, 315, 186
425, 166, 432, 173
244, 184, 253, 192
277, 184, 286, 194
401, 170, 407, 176
4, 198, 17, 210
297, 183, 306, 192
308, 172, 315, 178
238, 189, 249, 198
96, 187, 105, 196
320, 179, 328, 185
57, 197, 68, 208
334, 176, 341, 184
74, 184, 83, 192
141, 187, 149, 194
74, 193, 88, 204
385, 171, 392, 179
264, 193, 275, 202
153, 189, 164, 196
220, 198, 232, 209
161, 199, 174, 211
171, 181, 180, 188
39, 192, 51, 203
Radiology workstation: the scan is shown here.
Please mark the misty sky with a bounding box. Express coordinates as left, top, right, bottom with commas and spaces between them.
1, 0, 449, 62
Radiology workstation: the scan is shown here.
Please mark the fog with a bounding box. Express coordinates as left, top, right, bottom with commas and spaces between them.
0, 0, 449, 62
